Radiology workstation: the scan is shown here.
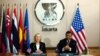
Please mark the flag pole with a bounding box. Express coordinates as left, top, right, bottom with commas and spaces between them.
14, 3, 16, 7
25, 3, 27, 12
2, 0, 4, 7
3, 3, 4, 7
77, 3, 79, 9
26, 3, 27, 8
2, 3, 4, 10
8, 3, 10, 8
13, 3, 16, 11
0, 4, 1, 7
77, 3, 89, 54
77, 3, 79, 6
20, 3, 21, 8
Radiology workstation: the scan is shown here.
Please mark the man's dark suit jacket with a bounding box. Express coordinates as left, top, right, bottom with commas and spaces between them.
30, 42, 46, 53
57, 38, 76, 54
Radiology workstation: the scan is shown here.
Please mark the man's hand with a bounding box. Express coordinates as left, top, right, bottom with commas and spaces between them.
63, 45, 71, 50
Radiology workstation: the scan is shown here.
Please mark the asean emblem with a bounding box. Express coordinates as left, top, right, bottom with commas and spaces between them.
35, 0, 65, 25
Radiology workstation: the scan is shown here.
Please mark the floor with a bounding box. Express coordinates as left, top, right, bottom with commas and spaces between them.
88, 48, 100, 56
47, 48, 100, 56
0, 48, 100, 56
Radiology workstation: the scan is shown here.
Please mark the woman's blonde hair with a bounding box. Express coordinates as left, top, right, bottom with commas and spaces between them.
34, 33, 41, 42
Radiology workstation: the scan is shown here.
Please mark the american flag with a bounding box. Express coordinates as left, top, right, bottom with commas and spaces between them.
70, 7, 88, 54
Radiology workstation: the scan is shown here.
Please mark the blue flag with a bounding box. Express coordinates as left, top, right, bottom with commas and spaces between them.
23, 8, 30, 53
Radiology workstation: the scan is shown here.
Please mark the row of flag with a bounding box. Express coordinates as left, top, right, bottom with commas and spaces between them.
0, 5, 30, 54
0, 4, 88, 54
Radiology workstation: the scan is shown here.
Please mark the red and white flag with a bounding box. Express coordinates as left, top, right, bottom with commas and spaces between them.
70, 7, 88, 54
6, 7, 12, 53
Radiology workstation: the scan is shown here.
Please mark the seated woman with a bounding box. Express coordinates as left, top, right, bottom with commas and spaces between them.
30, 33, 46, 54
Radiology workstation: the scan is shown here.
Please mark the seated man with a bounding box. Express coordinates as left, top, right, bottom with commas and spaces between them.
57, 31, 77, 54
30, 33, 46, 54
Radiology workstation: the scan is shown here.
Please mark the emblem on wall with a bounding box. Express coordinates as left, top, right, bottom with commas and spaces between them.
35, 0, 65, 25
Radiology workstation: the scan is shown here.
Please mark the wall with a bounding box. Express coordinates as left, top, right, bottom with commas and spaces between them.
0, 0, 100, 47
